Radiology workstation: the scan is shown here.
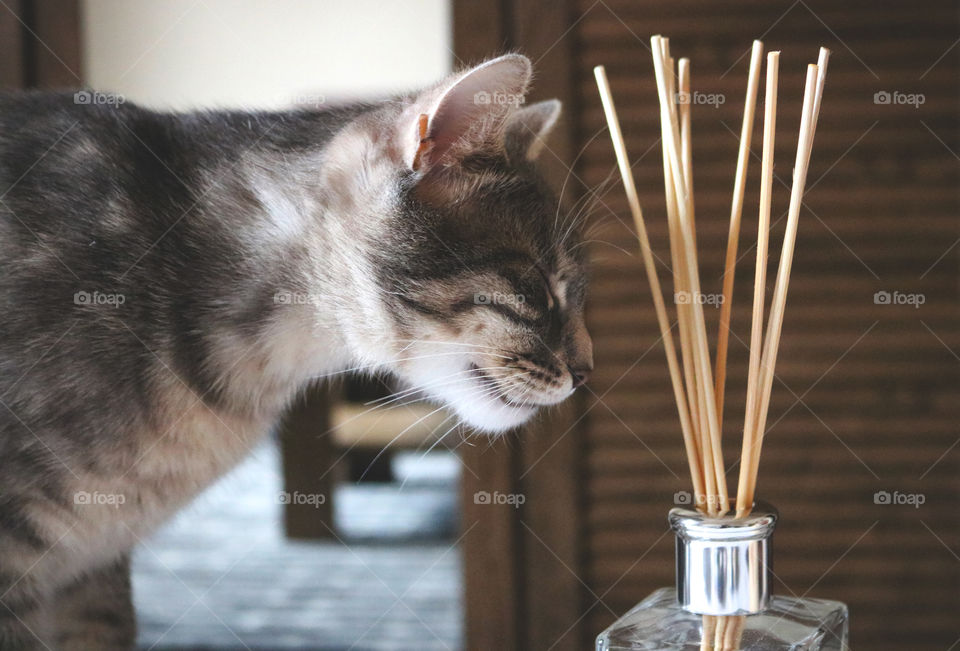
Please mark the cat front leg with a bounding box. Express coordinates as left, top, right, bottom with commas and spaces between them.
52, 555, 136, 651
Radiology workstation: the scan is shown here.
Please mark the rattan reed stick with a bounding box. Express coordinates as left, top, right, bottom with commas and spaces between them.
663, 42, 708, 501
741, 63, 823, 510
701, 615, 716, 651
735, 51, 780, 518
662, 64, 706, 500
714, 40, 764, 431
594, 65, 706, 500
678, 58, 694, 218
651, 35, 728, 514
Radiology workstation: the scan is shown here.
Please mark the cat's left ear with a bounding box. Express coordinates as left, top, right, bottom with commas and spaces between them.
404, 54, 532, 172
503, 99, 562, 164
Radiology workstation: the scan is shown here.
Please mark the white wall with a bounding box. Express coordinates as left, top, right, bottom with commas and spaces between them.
81, 0, 452, 110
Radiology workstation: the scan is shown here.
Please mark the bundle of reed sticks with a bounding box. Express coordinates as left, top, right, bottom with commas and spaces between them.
594, 36, 828, 650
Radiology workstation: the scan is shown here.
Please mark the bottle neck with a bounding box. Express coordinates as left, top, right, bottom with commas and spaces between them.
669, 502, 778, 616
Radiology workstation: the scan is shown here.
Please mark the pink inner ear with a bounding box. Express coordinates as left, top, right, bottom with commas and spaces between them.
424, 56, 531, 165
411, 114, 431, 171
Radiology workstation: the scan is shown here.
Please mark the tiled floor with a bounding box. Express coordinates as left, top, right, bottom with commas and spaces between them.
133, 440, 463, 650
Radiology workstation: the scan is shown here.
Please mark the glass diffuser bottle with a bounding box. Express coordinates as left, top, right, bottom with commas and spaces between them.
596, 503, 848, 650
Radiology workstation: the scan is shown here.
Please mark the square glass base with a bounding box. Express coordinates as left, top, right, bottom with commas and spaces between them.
597, 588, 848, 651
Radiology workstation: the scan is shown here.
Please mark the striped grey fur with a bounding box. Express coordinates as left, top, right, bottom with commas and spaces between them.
0, 55, 591, 648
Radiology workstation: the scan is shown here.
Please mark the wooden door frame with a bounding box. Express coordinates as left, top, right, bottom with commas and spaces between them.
454, 2, 588, 649
0, 0, 82, 89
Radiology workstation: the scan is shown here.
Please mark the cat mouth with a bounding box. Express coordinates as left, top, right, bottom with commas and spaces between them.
468, 363, 549, 408
469, 364, 513, 406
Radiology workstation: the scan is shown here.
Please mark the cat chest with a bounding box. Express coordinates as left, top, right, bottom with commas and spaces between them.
60, 403, 270, 567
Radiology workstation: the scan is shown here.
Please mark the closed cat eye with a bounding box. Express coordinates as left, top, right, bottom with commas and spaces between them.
472, 286, 544, 325
489, 270, 559, 321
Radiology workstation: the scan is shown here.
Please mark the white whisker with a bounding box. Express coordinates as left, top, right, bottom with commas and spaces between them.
357, 404, 447, 482
398, 416, 461, 492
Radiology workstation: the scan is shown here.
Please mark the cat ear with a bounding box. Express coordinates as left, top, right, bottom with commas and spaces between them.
503, 99, 562, 164
405, 54, 532, 172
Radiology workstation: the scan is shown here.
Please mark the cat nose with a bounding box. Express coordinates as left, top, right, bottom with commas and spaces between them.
568, 364, 592, 389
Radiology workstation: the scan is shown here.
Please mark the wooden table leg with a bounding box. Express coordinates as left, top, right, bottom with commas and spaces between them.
279, 383, 339, 540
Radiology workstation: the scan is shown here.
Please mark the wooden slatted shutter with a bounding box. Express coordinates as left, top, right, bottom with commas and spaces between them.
456, 2, 959, 649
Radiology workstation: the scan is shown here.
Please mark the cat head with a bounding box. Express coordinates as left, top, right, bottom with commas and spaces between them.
330, 55, 592, 433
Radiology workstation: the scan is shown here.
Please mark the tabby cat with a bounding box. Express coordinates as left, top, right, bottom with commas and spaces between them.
0, 54, 591, 648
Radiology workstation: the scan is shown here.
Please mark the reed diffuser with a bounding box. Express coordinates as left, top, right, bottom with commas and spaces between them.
593, 37, 849, 650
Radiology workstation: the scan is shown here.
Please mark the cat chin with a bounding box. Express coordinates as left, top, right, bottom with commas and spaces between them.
413, 371, 537, 433
449, 399, 536, 434
398, 356, 542, 433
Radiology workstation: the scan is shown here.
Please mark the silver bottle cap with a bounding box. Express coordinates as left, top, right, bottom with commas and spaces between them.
669, 502, 777, 616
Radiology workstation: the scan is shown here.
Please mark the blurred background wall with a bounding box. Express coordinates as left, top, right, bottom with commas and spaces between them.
81, 0, 451, 108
